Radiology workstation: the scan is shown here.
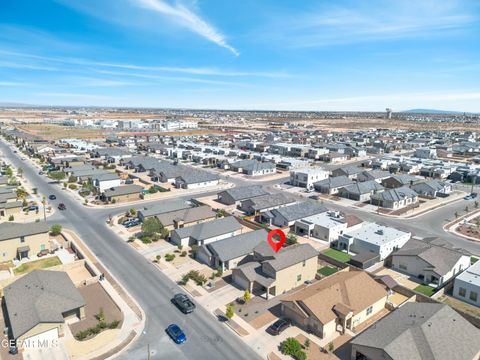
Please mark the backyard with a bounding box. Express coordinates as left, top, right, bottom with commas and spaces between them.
323, 249, 352, 263
414, 284, 436, 297
13, 256, 62, 275
318, 266, 339, 277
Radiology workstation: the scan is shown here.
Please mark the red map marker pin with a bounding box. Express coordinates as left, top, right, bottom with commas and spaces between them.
267, 229, 286, 253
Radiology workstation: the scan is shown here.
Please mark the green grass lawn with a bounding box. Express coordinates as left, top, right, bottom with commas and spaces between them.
414, 284, 436, 297
471, 256, 479, 265
323, 249, 352, 263
318, 266, 338, 276
14, 256, 62, 275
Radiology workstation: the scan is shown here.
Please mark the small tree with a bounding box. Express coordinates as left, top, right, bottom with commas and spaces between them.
225, 304, 234, 319
281, 337, 302, 356
286, 233, 298, 245
141, 217, 163, 237
243, 289, 251, 303
50, 224, 63, 236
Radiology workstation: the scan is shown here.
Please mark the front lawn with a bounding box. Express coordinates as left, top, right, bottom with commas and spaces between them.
323, 249, 352, 263
14, 256, 62, 275
318, 266, 338, 277
414, 284, 435, 297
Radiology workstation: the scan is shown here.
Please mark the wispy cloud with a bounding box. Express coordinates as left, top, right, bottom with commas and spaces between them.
131, 0, 239, 56
261, 1, 477, 47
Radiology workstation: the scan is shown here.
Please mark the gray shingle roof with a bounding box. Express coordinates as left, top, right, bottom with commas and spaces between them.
176, 170, 220, 184
4, 270, 85, 339
314, 176, 354, 189
265, 243, 318, 271
357, 170, 391, 182
218, 186, 268, 201
0, 222, 50, 241
172, 216, 241, 241
245, 193, 298, 211
371, 186, 417, 202
350, 303, 480, 360
156, 206, 215, 227
204, 229, 268, 262
392, 238, 466, 276
231, 160, 276, 172
340, 180, 384, 195
271, 201, 327, 222
103, 184, 143, 197
138, 200, 192, 218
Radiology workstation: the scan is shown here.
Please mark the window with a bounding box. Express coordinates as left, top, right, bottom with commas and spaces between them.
40, 244, 45, 251
20, 236, 25, 243
366, 306, 373, 316
297, 275, 302, 282
459, 287, 466, 297
470, 291, 478, 302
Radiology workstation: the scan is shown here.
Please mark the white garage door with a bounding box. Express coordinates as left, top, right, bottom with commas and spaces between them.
24, 328, 58, 349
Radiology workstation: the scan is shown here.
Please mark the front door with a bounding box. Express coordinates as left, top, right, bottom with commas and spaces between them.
18, 250, 29, 259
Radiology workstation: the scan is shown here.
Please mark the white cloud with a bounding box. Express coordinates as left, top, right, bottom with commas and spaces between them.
131, 0, 239, 56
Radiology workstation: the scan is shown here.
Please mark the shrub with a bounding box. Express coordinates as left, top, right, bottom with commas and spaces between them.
50, 224, 62, 236
68, 183, 77, 190
243, 290, 251, 303
286, 233, 298, 245
8, 215, 14, 221
68, 176, 77, 183
180, 251, 187, 257
226, 304, 234, 319
165, 253, 175, 262
128, 236, 136, 242
97, 307, 105, 322
281, 338, 302, 357
140, 236, 152, 244
109, 320, 120, 329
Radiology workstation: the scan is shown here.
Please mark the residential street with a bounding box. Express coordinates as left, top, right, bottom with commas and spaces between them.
0, 139, 262, 360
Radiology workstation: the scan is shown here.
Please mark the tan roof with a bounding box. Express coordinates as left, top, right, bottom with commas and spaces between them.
282, 271, 387, 325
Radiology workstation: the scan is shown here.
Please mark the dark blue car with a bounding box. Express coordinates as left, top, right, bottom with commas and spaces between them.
166, 324, 186, 344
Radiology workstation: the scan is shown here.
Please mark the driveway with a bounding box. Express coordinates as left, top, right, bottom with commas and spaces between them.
23, 343, 69, 360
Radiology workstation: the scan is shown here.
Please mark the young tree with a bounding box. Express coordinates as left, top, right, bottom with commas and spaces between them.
5, 166, 13, 177
50, 224, 63, 236
328, 342, 334, 352
141, 217, 163, 237
243, 289, 252, 303
286, 233, 298, 245
129, 208, 137, 216
281, 338, 302, 356
225, 304, 235, 319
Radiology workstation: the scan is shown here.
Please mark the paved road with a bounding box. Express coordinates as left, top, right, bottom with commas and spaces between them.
0, 140, 262, 360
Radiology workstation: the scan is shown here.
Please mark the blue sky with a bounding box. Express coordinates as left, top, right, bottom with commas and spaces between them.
1, 0, 480, 111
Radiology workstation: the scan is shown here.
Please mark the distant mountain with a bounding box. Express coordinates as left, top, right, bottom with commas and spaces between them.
403, 108, 465, 115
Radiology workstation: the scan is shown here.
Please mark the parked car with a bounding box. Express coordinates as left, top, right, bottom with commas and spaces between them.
166, 324, 186, 344
471, 193, 478, 199
267, 319, 290, 335
464, 194, 473, 200
37, 249, 50, 257
58, 203, 66, 210
171, 293, 196, 314
124, 219, 140, 228
308, 195, 320, 200
23, 205, 38, 212
48, 194, 56, 200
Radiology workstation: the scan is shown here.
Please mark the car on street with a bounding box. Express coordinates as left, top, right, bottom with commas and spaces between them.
166, 324, 186, 344
267, 319, 290, 335
38, 171, 44, 175
464, 194, 473, 200
171, 293, 196, 314
58, 203, 66, 210
48, 194, 56, 200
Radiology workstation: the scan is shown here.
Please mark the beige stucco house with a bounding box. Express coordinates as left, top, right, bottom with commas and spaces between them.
281, 270, 387, 339
0, 222, 51, 261
232, 243, 318, 299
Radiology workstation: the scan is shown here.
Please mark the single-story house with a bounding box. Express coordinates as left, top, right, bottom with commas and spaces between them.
0, 191, 22, 218
217, 186, 269, 206
230, 160, 276, 176
197, 229, 268, 271
313, 176, 354, 195
156, 205, 216, 231
337, 181, 384, 202
137, 200, 192, 221
338, 222, 411, 261
356, 170, 391, 183
381, 174, 423, 189
370, 187, 418, 209
170, 216, 242, 247
331, 166, 363, 180
92, 173, 122, 192
391, 238, 470, 288
174, 171, 220, 189
281, 271, 387, 339
268, 201, 327, 227
4, 270, 85, 346
350, 303, 480, 360
102, 184, 143, 203
239, 193, 298, 216
411, 179, 452, 198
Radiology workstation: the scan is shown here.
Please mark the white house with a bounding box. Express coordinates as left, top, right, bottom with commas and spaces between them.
92, 173, 122, 192
337, 222, 411, 261
453, 260, 480, 306
290, 167, 329, 190
294, 211, 348, 242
